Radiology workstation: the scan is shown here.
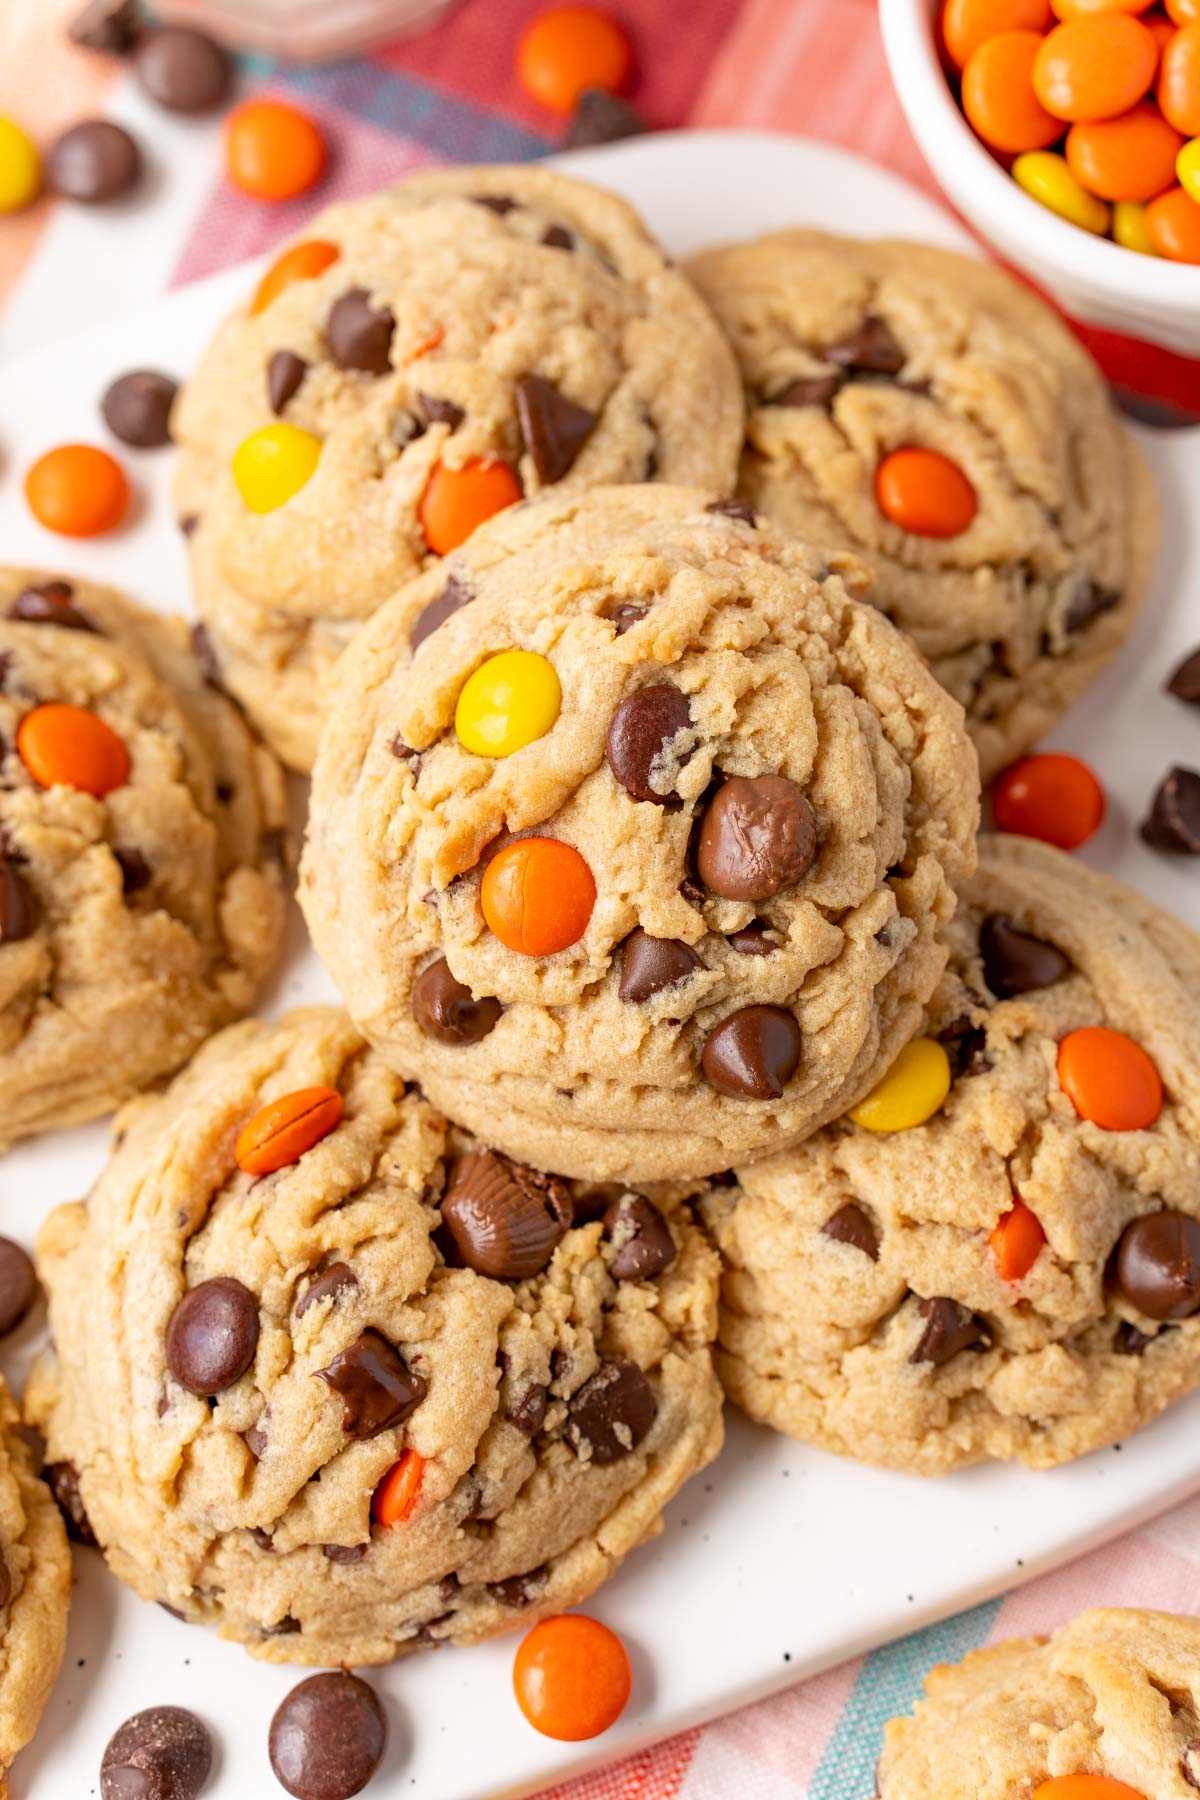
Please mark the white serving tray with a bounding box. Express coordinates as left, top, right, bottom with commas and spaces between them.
0, 131, 1197, 1800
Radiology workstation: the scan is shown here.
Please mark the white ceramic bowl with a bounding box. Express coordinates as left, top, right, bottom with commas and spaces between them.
880, 0, 1200, 353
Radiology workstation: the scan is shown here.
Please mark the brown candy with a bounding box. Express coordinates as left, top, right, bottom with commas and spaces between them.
134, 26, 231, 112
603, 1193, 676, 1281
824, 315, 905, 375
69, 0, 141, 54
0, 1238, 37, 1336
101, 369, 177, 447
701, 1004, 802, 1100
412, 956, 502, 1044
617, 928, 701, 1003
605, 684, 693, 805
1140, 766, 1200, 855
165, 1277, 260, 1396
910, 1296, 992, 1367
268, 351, 308, 416
45, 120, 141, 203
979, 913, 1071, 998
696, 775, 816, 901
315, 1330, 427, 1439
1167, 646, 1200, 705
294, 1262, 358, 1320
10, 579, 95, 632
410, 574, 472, 651
821, 1202, 879, 1261
0, 861, 38, 944
515, 374, 596, 483
440, 1149, 572, 1281
326, 289, 395, 375
563, 86, 645, 148
269, 1672, 386, 1800
565, 1359, 657, 1464
1114, 1210, 1200, 1321
100, 1705, 212, 1800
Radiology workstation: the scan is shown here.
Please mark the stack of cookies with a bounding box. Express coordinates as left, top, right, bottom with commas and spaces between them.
0, 159, 1193, 1791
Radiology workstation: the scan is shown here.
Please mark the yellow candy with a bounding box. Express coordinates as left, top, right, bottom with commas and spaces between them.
456, 649, 561, 757
1113, 200, 1157, 257
1012, 152, 1110, 236
232, 423, 321, 514
849, 1038, 951, 1134
1177, 139, 1200, 207
0, 116, 41, 214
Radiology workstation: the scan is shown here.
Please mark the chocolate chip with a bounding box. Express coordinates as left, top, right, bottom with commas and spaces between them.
604, 1193, 676, 1281
178, 514, 199, 537
165, 1278, 260, 1397
542, 225, 573, 249
250, 1526, 275, 1552
1114, 1211, 1200, 1321
269, 1672, 386, 1800
11, 579, 96, 632
46, 1461, 97, 1546
979, 914, 1071, 998
115, 847, 151, 895
412, 956, 502, 1044
326, 289, 395, 375
605, 685, 693, 805
411, 574, 472, 650
323, 1542, 368, 1564
1063, 574, 1119, 634
268, 352, 308, 417
487, 1567, 547, 1607
101, 1705, 213, 1800
702, 1005, 801, 1100
822, 1202, 879, 1261
618, 928, 701, 1003
1182, 1739, 1200, 1789
564, 87, 646, 148
69, 0, 141, 54
1167, 646, 1200, 706
767, 373, 844, 408
0, 861, 38, 944
294, 1262, 358, 1320
101, 369, 177, 447
471, 193, 517, 214
244, 1424, 268, 1460
696, 775, 817, 901
45, 120, 141, 203
417, 392, 465, 430
679, 874, 706, 910
910, 1297, 992, 1366
515, 374, 596, 484
705, 497, 756, 525
727, 921, 778, 956
133, 26, 231, 113
824, 315, 904, 375
609, 602, 647, 635
1114, 1320, 1154, 1356
507, 1382, 548, 1437
390, 409, 425, 450
0, 1239, 37, 1336
1141, 766, 1200, 855
566, 1360, 656, 1464
315, 1330, 426, 1438
263, 1614, 302, 1638
441, 1149, 573, 1281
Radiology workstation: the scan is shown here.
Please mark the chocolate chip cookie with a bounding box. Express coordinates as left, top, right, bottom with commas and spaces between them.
173, 165, 744, 771
704, 834, 1200, 1473
25, 1007, 724, 1665
0, 569, 289, 1147
877, 1609, 1200, 1799
687, 232, 1158, 780
301, 483, 978, 1183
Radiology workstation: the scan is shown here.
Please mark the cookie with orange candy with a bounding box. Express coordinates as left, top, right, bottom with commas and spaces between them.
686, 231, 1157, 779
0, 567, 288, 1148
300, 484, 978, 1183
876, 1609, 1200, 1800
702, 834, 1200, 1474
24, 1005, 724, 1666
172, 163, 743, 770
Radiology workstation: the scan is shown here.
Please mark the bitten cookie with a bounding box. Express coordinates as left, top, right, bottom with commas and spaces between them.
25, 1007, 724, 1666
704, 834, 1200, 1473
173, 164, 744, 770
0, 1376, 71, 1799
687, 232, 1157, 779
0, 569, 288, 1148
876, 1609, 1200, 1800
300, 484, 978, 1183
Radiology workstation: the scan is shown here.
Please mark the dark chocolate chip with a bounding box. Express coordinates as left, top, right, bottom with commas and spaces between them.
696, 775, 817, 901
390, 409, 425, 450
411, 574, 472, 651
101, 1704, 213, 1800
1114, 1320, 1154, 1356
315, 1330, 427, 1439
417, 392, 465, 430
412, 956, 502, 1044
0, 861, 38, 944
1167, 647, 1200, 706
1063, 574, 1119, 634
294, 1262, 358, 1320
507, 1382, 548, 1437
487, 1567, 547, 1607
263, 1614, 302, 1637
165, 1277, 260, 1397
979, 913, 1071, 998
243, 1424, 268, 1461
46, 1461, 97, 1546
441, 1149, 573, 1281
115, 847, 152, 895
45, 119, 141, 203
564, 87, 646, 149
0, 1238, 37, 1336
727, 921, 778, 956
910, 1296, 992, 1367
471, 193, 517, 214
604, 1193, 676, 1281
767, 373, 844, 408
323, 1542, 368, 1564
679, 874, 706, 911
250, 1526, 275, 1552
821, 1202, 879, 1261
268, 351, 308, 417
618, 928, 701, 1003
566, 1359, 656, 1464
134, 25, 230, 112
542, 224, 573, 249
269, 1672, 386, 1800
701, 1005, 801, 1100
705, 497, 756, 525
1141, 766, 1200, 855
178, 514, 199, 537
11, 579, 96, 632
69, 0, 141, 54
1114, 1210, 1200, 1321
609, 602, 647, 635
824, 315, 904, 375
326, 289, 396, 375
101, 369, 177, 447
515, 374, 596, 484
605, 684, 693, 805
389, 736, 418, 763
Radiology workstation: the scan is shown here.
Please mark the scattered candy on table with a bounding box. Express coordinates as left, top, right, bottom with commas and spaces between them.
25, 444, 130, 537
516, 5, 633, 113
0, 115, 41, 213
991, 751, 1106, 849
513, 1615, 633, 1740
100, 370, 178, 449
225, 98, 327, 202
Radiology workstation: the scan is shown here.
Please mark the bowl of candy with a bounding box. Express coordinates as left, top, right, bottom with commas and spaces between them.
880, 0, 1200, 354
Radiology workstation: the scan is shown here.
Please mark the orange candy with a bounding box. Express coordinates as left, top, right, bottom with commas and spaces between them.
1145, 8, 1178, 53
481, 838, 596, 957
25, 443, 129, 537
875, 447, 978, 537
1032, 1781, 1148, 1800
235, 1085, 344, 1176
1058, 1026, 1163, 1130
963, 30, 1065, 148
513, 1615, 632, 1741
1052, 0, 1154, 13
990, 1197, 1046, 1280
991, 752, 1105, 848
419, 457, 522, 555
226, 99, 326, 202
17, 703, 131, 797
251, 239, 339, 315
1167, 0, 1200, 18
943, 0, 1053, 67
1145, 181, 1200, 253
516, 6, 633, 113
1033, 14, 1158, 119
372, 1450, 425, 1527
1065, 101, 1183, 194
1158, 24, 1200, 132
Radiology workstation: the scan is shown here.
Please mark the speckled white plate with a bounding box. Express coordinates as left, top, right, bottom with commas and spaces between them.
0, 131, 1197, 1800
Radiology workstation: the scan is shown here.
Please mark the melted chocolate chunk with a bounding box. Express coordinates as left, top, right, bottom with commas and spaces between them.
566, 1360, 657, 1464
440, 1150, 572, 1281
821, 1202, 879, 1261
910, 1296, 992, 1367
315, 1330, 427, 1439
